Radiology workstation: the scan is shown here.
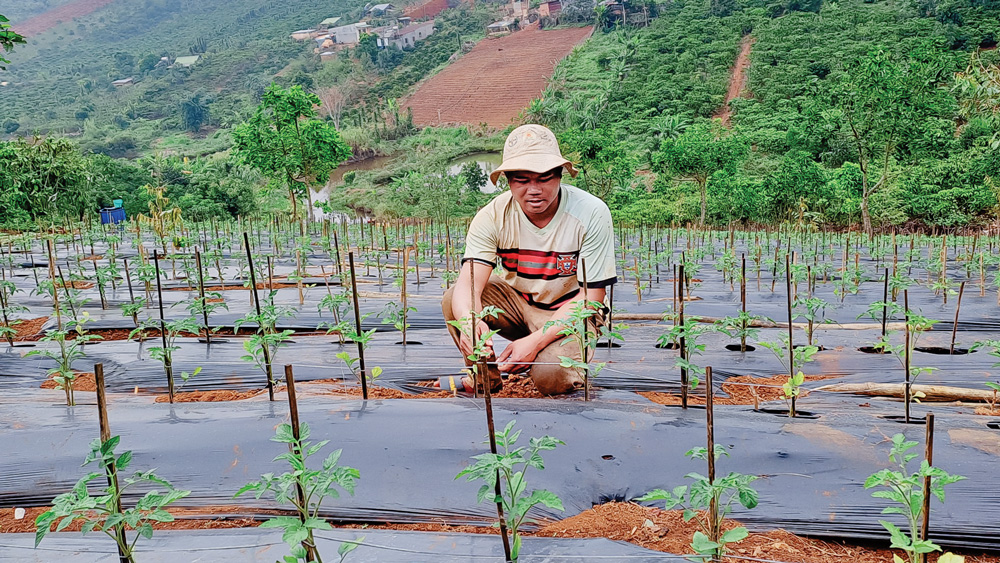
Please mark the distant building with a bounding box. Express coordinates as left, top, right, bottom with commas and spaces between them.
319, 16, 342, 29
376, 20, 434, 49
366, 3, 396, 16
172, 55, 200, 68
538, 0, 562, 17
291, 29, 319, 41
111, 77, 135, 87
487, 19, 517, 37
331, 22, 370, 45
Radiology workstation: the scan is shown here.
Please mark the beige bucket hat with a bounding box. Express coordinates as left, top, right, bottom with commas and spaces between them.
489, 124, 579, 185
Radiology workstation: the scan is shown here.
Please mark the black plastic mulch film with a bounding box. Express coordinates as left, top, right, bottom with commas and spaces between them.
2, 234, 1000, 559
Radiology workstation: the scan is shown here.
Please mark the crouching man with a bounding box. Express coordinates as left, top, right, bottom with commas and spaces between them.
440, 124, 617, 395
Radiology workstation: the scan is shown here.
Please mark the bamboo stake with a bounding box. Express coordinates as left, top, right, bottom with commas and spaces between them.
705, 366, 718, 548
904, 290, 911, 424
195, 249, 212, 345
785, 255, 795, 418
679, 264, 687, 409
949, 281, 965, 354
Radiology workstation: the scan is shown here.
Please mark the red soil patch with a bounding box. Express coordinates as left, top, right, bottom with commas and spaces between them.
10, 0, 117, 37
715, 35, 756, 127
417, 373, 549, 398
40, 371, 96, 391
154, 389, 267, 403
402, 24, 594, 128
403, 0, 451, 19
0, 506, 265, 534
54, 280, 94, 289
535, 502, 1000, 563
640, 374, 838, 407
2, 316, 48, 340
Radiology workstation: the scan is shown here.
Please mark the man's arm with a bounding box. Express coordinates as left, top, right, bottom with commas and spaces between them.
451, 259, 496, 357
496, 285, 606, 373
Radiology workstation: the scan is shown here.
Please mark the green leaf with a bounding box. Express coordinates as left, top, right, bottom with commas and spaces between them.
691, 531, 721, 554
720, 527, 748, 543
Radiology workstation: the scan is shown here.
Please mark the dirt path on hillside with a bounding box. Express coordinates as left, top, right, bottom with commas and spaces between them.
11, 0, 116, 37
715, 35, 755, 127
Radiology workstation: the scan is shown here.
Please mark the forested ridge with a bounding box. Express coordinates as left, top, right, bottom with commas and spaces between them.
1, 0, 1000, 232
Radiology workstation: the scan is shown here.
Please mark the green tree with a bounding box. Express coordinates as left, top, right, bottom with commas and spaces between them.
0, 13, 26, 70
231, 84, 352, 221
560, 127, 639, 201
652, 121, 748, 226
180, 93, 209, 132
832, 48, 951, 235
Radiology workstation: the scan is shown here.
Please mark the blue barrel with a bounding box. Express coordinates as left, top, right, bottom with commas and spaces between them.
100, 207, 127, 225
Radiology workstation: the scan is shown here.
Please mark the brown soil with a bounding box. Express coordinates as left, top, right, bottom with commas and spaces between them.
80, 255, 103, 261
40, 371, 96, 391
402, 24, 594, 128
4, 502, 998, 561
1, 316, 48, 340
54, 280, 94, 289
403, 0, 451, 18
640, 374, 839, 407
0, 506, 265, 534
154, 389, 267, 403
312, 379, 453, 399
416, 373, 549, 398
10, 0, 117, 37
534, 502, 1000, 563
974, 406, 1000, 416
715, 35, 756, 127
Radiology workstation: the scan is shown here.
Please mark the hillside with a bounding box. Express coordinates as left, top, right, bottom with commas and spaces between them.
403, 24, 593, 128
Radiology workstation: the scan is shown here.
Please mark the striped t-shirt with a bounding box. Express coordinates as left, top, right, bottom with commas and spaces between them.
463, 184, 617, 309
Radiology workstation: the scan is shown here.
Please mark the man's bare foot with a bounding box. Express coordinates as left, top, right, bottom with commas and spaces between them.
434, 375, 474, 393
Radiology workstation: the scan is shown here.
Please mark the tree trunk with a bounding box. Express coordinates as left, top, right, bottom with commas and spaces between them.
699, 179, 707, 226
304, 182, 315, 222
861, 190, 872, 236
816, 382, 996, 402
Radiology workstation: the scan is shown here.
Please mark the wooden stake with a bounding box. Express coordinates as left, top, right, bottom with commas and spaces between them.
785, 255, 795, 418
243, 233, 274, 401
195, 248, 211, 345
679, 264, 687, 409
94, 363, 131, 563
153, 251, 174, 404
283, 365, 320, 562
919, 412, 935, 563
950, 282, 965, 354
348, 252, 368, 400
705, 366, 718, 548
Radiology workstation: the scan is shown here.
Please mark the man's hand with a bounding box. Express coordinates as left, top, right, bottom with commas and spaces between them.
497, 333, 544, 374
458, 318, 494, 359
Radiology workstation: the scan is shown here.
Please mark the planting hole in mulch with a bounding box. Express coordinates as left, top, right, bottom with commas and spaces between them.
758, 407, 821, 419
394, 340, 423, 345
640, 374, 838, 407
881, 414, 928, 425
794, 344, 827, 351
914, 346, 973, 355
987, 421, 1000, 430
975, 406, 1000, 416
725, 344, 756, 352
654, 342, 680, 350
197, 337, 231, 344
595, 341, 622, 348
40, 371, 95, 392
858, 346, 891, 354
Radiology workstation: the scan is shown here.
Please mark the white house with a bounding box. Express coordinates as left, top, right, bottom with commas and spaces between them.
376, 20, 434, 49
331, 22, 370, 45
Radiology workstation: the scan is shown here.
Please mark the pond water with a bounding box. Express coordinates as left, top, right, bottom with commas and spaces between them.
311, 152, 504, 219
446, 152, 502, 193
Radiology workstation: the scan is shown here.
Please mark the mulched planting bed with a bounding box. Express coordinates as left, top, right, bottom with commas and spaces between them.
39, 371, 95, 392
534, 502, 1000, 563
2, 316, 48, 340
640, 374, 839, 407
154, 388, 268, 403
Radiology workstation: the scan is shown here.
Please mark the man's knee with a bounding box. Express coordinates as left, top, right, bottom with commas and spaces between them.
442, 285, 457, 321
531, 364, 584, 395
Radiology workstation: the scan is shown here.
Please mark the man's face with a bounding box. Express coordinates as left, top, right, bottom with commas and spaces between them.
506, 168, 562, 221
